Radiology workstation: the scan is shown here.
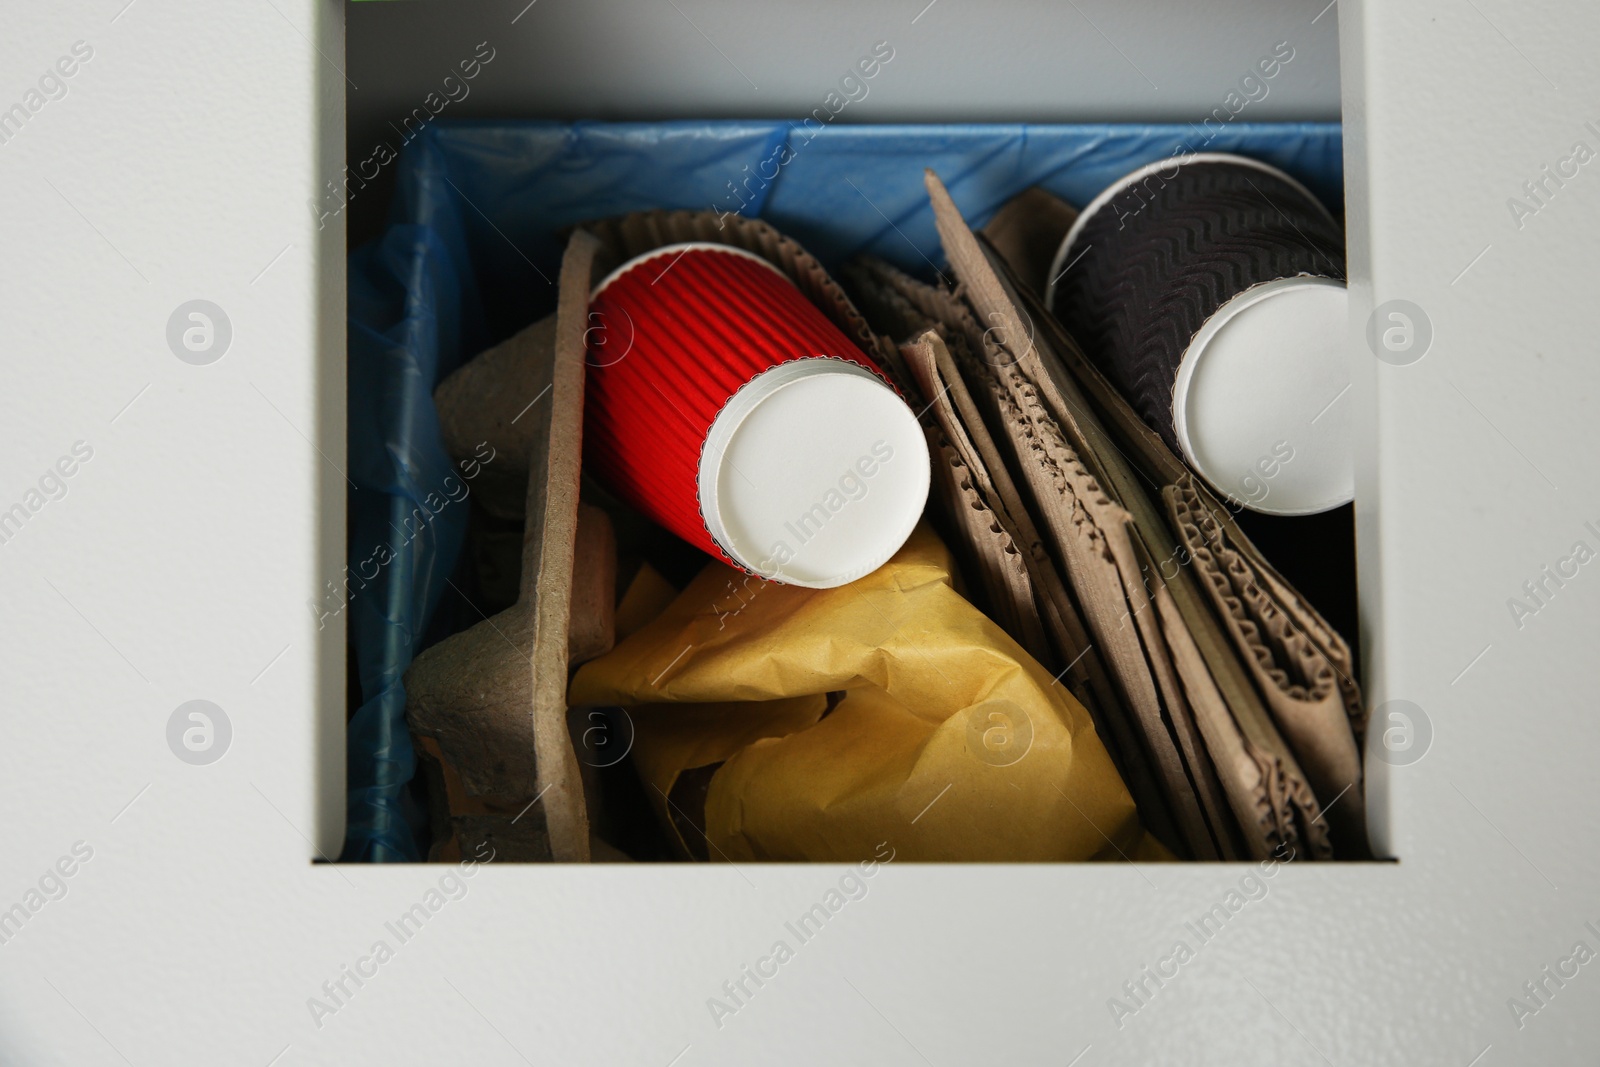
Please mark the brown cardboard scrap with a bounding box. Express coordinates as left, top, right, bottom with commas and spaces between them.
568, 502, 617, 666
404, 231, 604, 863
433, 313, 557, 522
963, 180, 1364, 860
980, 185, 1079, 299
920, 170, 1364, 859
1168, 482, 1366, 855
999, 245, 1333, 858
902, 332, 1049, 663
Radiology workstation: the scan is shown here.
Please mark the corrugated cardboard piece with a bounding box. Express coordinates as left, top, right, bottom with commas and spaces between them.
841, 169, 1369, 861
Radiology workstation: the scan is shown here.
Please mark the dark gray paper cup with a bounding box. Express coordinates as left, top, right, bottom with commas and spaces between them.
1046, 153, 1353, 516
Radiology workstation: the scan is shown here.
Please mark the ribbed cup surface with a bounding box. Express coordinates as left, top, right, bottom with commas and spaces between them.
1050, 158, 1346, 453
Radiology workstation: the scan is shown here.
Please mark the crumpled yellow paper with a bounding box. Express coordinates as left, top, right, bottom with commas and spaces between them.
570, 524, 1155, 862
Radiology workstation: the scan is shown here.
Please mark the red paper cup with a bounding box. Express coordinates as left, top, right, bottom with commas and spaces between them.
584, 242, 930, 588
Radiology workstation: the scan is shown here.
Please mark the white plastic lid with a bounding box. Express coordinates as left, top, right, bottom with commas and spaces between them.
697, 358, 931, 588
1174, 276, 1354, 516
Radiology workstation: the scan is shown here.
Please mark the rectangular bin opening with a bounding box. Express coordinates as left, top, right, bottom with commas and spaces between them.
338, 6, 1368, 867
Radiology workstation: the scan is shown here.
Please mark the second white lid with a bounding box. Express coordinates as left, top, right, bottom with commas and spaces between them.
1174, 277, 1354, 516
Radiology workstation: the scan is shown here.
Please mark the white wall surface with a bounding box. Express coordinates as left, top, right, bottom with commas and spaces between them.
343, 0, 1343, 239
3, 1, 1599, 1065
347, 0, 1343, 124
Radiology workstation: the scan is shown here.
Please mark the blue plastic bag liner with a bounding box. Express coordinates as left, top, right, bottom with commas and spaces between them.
343, 120, 1342, 861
